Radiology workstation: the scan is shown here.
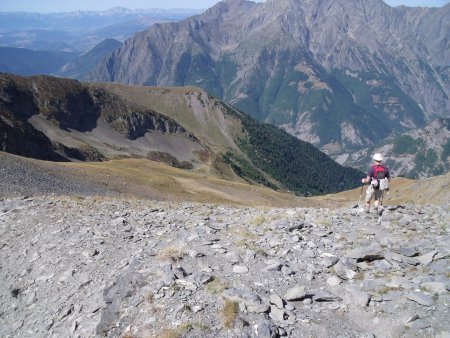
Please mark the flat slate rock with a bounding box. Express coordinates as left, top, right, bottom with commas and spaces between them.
327, 275, 343, 287
406, 292, 434, 307
417, 250, 438, 266
349, 291, 371, 307
421, 282, 449, 294
255, 319, 279, 338
233, 265, 249, 274
269, 294, 284, 309
391, 246, 419, 257
284, 286, 310, 301
313, 290, 342, 302
347, 246, 385, 262
406, 319, 431, 330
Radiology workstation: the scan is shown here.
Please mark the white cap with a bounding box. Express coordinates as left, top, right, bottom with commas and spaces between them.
373, 153, 383, 162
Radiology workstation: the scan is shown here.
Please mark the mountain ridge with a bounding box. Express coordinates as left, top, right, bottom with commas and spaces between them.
0, 73, 363, 196
89, 0, 449, 157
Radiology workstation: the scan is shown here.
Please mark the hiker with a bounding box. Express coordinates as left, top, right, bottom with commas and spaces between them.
361, 153, 390, 214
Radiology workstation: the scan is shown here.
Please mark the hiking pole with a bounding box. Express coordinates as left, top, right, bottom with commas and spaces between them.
354, 184, 364, 208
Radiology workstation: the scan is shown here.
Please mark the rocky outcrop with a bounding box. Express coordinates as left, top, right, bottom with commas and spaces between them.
0, 113, 68, 161
89, 86, 188, 139
340, 118, 450, 178
0, 74, 100, 131
0, 74, 193, 161
104, 111, 187, 140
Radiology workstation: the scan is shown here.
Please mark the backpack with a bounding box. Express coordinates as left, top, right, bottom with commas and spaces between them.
372, 165, 389, 190
372, 165, 386, 180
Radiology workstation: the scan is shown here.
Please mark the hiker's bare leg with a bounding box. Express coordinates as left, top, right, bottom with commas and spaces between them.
364, 186, 373, 212
374, 200, 379, 209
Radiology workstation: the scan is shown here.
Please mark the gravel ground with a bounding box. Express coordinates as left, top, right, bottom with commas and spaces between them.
1, 152, 449, 338
0, 152, 114, 198
0, 195, 449, 338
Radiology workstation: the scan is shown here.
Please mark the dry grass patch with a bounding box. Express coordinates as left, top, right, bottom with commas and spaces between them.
158, 322, 209, 338
157, 245, 188, 262
229, 227, 258, 240
160, 327, 180, 338
235, 239, 268, 257
252, 215, 266, 226
206, 276, 228, 295
353, 272, 365, 280
317, 218, 332, 227
222, 300, 239, 329
144, 290, 154, 303
377, 286, 401, 295
68, 158, 308, 207
73, 195, 86, 201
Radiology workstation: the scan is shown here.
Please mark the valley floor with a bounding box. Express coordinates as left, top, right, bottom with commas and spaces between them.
0, 195, 449, 338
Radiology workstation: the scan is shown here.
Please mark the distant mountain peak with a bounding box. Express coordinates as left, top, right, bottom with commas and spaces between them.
89, 0, 449, 160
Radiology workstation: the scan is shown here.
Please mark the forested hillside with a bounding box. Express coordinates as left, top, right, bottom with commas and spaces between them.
222, 104, 363, 195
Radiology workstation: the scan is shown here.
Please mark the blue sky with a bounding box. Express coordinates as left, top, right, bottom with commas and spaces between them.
0, 0, 448, 12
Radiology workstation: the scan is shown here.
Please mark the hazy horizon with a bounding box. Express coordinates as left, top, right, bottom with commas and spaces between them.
1, 0, 449, 13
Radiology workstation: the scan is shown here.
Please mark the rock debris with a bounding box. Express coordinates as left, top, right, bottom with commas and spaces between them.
0, 196, 449, 337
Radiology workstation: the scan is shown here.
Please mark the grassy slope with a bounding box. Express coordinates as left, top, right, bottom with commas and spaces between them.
55, 158, 331, 207
96, 82, 364, 195
96, 83, 242, 152
95, 83, 248, 181
3, 152, 447, 207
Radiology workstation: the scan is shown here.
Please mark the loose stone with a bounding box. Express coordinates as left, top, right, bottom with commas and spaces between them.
406, 292, 434, 307
284, 286, 309, 301
233, 266, 249, 274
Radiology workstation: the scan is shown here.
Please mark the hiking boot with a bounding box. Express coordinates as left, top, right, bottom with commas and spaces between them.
377, 206, 384, 216
364, 207, 370, 214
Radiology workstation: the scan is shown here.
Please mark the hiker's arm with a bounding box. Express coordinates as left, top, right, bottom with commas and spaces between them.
362, 167, 374, 184
361, 176, 371, 184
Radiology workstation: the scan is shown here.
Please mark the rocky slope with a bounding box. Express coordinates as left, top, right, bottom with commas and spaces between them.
89, 0, 450, 155
0, 73, 363, 195
54, 39, 123, 80
0, 194, 448, 338
0, 74, 191, 163
337, 119, 450, 178
1, 142, 449, 337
